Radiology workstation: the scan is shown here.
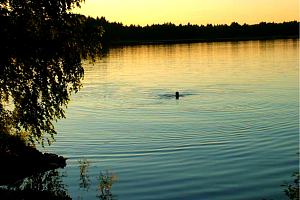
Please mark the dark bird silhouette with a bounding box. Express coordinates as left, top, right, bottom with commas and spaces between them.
175, 92, 179, 99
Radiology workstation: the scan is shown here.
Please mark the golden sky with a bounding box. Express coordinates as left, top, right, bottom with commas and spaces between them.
73, 0, 299, 26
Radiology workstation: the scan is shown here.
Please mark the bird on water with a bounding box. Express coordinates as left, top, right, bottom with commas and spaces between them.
175, 91, 179, 99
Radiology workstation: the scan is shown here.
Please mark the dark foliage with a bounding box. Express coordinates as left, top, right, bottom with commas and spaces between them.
0, 130, 27, 163
0, 1, 103, 146
0, 169, 72, 200
91, 17, 299, 44
281, 171, 299, 200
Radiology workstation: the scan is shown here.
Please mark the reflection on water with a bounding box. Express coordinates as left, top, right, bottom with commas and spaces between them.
0, 158, 118, 200
78, 158, 91, 191
157, 92, 197, 99
0, 156, 296, 199
47, 39, 299, 200
77, 158, 119, 200
96, 170, 119, 200
0, 169, 71, 199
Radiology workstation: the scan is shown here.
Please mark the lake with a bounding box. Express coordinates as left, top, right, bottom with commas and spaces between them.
46, 39, 299, 200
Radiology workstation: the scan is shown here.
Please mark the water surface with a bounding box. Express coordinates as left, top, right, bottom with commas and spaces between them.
47, 39, 299, 200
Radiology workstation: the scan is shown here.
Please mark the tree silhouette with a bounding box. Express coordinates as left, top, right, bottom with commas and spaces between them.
90, 18, 299, 44
0, 1, 103, 146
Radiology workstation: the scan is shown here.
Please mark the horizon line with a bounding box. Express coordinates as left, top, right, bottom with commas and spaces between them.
71, 13, 299, 27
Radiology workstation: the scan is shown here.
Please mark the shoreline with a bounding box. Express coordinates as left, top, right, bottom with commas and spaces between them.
0, 146, 67, 186
109, 35, 299, 46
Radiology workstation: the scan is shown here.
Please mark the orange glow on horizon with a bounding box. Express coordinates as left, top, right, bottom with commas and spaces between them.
73, 0, 299, 26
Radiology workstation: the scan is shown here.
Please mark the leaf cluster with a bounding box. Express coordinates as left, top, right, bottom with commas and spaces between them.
0, 130, 28, 163
281, 171, 299, 200
97, 169, 119, 200
0, 1, 103, 146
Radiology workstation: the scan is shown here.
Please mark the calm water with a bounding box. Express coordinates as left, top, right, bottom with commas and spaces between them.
46, 39, 299, 200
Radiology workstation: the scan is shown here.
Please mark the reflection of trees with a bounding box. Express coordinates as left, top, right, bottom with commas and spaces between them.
0, 169, 71, 200
0, 158, 119, 200
77, 158, 118, 200
78, 158, 91, 191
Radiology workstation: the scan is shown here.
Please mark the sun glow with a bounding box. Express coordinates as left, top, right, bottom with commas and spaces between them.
73, 0, 299, 26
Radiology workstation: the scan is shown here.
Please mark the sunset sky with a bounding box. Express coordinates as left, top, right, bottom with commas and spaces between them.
73, 0, 299, 26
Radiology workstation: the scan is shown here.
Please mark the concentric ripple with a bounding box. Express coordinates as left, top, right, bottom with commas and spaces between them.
47, 39, 299, 200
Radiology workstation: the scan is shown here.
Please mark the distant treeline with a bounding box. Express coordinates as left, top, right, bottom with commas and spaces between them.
78, 15, 299, 45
